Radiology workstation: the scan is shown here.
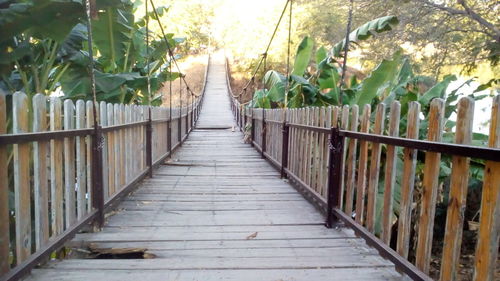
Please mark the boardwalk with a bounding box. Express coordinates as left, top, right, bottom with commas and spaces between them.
27, 56, 406, 281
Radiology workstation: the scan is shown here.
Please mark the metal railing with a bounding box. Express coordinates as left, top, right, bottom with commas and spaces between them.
0, 56, 209, 281
227, 59, 500, 281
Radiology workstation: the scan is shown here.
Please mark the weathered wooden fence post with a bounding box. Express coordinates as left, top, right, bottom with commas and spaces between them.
251, 110, 255, 147
146, 109, 153, 178
91, 124, 105, 228
326, 127, 344, 228
0, 92, 8, 274
473, 95, 500, 281
281, 122, 289, 179
167, 119, 172, 157
261, 110, 266, 158
243, 107, 247, 131
178, 108, 182, 145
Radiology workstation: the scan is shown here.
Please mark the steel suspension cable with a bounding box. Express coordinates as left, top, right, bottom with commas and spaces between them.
169, 62, 172, 123
84, 0, 99, 127
84, 0, 105, 226
179, 73, 182, 119
146, 0, 152, 120
284, 0, 292, 110
149, 0, 197, 98
339, 0, 354, 106
237, 0, 291, 98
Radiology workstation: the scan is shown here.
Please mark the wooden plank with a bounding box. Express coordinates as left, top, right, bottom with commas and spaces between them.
416, 98, 444, 274
440, 97, 474, 281
303, 107, 311, 184
381, 101, 400, 245
289, 109, 295, 174
120, 104, 126, 186
28, 268, 404, 281
114, 104, 121, 191
321, 106, 333, 196
344, 105, 359, 217
366, 103, 385, 233
86, 101, 94, 211
339, 105, 350, 210
107, 103, 115, 197
13, 92, 31, 263
51, 97, 64, 236
298, 108, 306, 179
75, 100, 87, 219
78, 237, 364, 250
64, 99, 76, 228
0, 91, 9, 273
396, 101, 420, 258
473, 95, 500, 281
40, 255, 394, 270
32, 94, 49, 251
355, 104, 371, 225
124, 105, 131, 183
310, 107, 319, 193
140, 106, 146, 172
294, 109, 300, 175
100, 101, 109, 199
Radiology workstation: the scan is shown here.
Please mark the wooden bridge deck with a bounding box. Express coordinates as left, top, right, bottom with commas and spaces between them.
26, 56, 406, 281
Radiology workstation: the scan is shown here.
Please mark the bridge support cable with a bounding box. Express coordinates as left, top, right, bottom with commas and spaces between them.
284, 0, 292, 110
145, 0, 154, 178
84, 0, 105, 229
338, 0, 354, 107
149, 0, 204, 149
234, 0, 291, 103
149, 0, 197, 99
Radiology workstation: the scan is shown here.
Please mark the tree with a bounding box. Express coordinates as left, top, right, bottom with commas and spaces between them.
353, 0, 499, 77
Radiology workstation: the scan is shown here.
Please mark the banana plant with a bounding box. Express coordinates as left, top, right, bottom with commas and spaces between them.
331, 15, 399, 58
0, 0, 184, 105
251, 16, 402, 109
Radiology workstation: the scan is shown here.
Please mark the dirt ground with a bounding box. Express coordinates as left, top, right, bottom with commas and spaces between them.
161, 54, 208, 108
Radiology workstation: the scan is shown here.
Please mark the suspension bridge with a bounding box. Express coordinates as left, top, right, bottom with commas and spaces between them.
1, 0, 499, 280
17, 54, 408, 281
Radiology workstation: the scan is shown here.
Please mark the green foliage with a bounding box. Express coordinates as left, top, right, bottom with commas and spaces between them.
0, 0, 83, 44
292, 37, 314, 76
354, 51, 403, 106
332, 15, 399, 57
0, 0, 185, 105
92, 5, 134, 72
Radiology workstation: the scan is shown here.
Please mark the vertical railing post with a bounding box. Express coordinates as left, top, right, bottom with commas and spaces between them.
185, 108, 189, 134
91, 125, 104, 228
326, 127, 344, 228
240, 105, 244, 131
251, 110, 255, 147
191, 106, 194, 131
178, 109, 182, 144
261, 110, 266, 158
167, 120, 172, 157
243, 108, 247, 131
146, 117, 153, 178
237, 104, 241, 128
281, 122, 289, 178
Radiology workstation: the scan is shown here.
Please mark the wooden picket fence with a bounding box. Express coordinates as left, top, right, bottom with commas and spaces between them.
231, 92, 500, 281
0, 89, 203, 279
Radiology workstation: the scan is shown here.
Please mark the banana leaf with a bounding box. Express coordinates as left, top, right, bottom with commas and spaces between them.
92, 4, 134, 72
332, 15, 399, 57
292, 36, 314, 76
354, 51, 403, 106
